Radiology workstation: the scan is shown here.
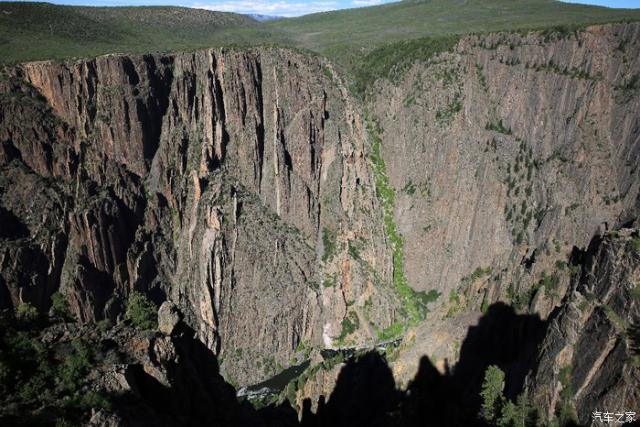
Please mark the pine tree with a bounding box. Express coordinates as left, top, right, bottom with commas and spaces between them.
481, 365, 506, 424
498, 400, 517, 427
514, 393, 531, 427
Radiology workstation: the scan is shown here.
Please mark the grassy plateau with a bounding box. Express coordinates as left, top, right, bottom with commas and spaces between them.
2, 0, 640, 66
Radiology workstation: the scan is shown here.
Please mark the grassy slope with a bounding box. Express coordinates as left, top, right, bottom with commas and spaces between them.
2, 0, 640, 65
0, 2, 286, 63
271, 0, 640, 56
269, 0, 640, 93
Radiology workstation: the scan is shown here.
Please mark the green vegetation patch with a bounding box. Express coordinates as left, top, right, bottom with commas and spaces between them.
446, 289, 465, 318
337, 311, 360, 345
367, 116, 440, 330
470, 266, 492, 282
479, 365, 537, 426
268, 0, 640, 77
377, 322, 405, 342
322, 227, 338, 262
602, 304, 628, 332
0, 2, 283, 64
50, 292, 72, 320
353, 35, 459, 96
0, 318, 110, 424
486, 119, 512, 135
631, 235, 640, 253
539, 271, 560, 296
126, 291, 157, 330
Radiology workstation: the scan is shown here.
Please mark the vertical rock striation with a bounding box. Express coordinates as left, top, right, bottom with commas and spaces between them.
1, 48, 394, 386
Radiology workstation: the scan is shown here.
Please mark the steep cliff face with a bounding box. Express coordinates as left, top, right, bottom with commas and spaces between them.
368, 23, 640, 326
1, 48, 396, 386
527, 228, 640, 425
358, 24, 640, 409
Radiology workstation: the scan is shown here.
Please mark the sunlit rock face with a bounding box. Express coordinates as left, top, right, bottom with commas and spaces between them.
1, 47, 396, 387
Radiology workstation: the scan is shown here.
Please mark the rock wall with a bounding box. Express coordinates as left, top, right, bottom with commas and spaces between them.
527, 228, 640, 425
1, 48, 395, 386
368, 23, 640, 316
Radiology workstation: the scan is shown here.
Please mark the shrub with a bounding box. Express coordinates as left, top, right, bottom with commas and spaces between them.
322, 227, 337, 262
337, 311, 360, 344
446, 289, 464, 318
51, 292, 71, 319
486, 119, 512, 135
125, 291, 157, 330
79, 390, 111, 411
539, 271, 559, 295
97, 318, 112, 333
377, 322, 405, 342
631, 282, 640, 301
470, 266, 492, 281
481, 293, 490, 314
59, 339, 92, 391
16, 302, 39, 322
402, 180, 417, 195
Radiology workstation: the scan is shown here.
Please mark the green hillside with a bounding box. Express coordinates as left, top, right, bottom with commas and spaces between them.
1, 0, 640, 71
270, 0, 640, 58
268, 0, 640, 93
0, 2, 285, 63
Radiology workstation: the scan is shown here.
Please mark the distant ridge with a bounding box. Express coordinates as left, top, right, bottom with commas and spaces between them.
2, 0, 640, 65
0, 2, 280, 63
268, 0, 640, 56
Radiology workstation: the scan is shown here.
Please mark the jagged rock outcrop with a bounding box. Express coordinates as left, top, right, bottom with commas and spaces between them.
527, 228, 640, 425
1, 48, 396, 386
0, 308, 262, 426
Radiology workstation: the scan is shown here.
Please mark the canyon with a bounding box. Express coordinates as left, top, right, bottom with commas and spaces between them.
0, 21, 639, 426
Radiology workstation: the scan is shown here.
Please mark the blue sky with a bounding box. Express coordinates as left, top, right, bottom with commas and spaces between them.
8, 0, 640, 17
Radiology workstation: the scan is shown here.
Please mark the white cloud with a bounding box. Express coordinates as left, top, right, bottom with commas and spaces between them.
191, 0, 339, 17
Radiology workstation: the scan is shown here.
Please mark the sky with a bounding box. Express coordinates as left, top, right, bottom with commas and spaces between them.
7, 0, 640, 17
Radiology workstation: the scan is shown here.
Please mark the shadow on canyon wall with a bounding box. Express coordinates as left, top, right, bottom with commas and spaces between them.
115, 302, 560, 426
294, 301, 551, 427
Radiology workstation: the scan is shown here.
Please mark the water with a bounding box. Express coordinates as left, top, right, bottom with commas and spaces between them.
237, 359, 311, 400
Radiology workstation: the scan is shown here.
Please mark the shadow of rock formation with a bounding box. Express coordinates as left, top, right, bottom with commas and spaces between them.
291, 302, 549, 427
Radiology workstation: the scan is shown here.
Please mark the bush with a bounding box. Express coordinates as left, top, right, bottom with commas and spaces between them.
486, 120, 512, 135
126, 291, 157, 330
59, 339, 92, 391
79, 390, 111, 411
337, 311, 360, 344
377, 322, 405, 342
16, 302, 39, 322
322, 227, 337, 262
97, 318, 112, 333
51, 292, 71, 319
539, 271, 560, 295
